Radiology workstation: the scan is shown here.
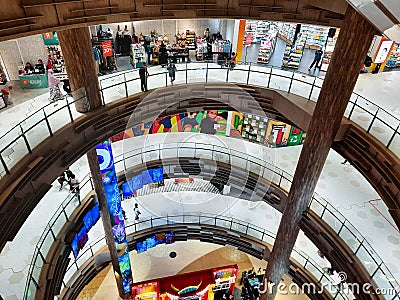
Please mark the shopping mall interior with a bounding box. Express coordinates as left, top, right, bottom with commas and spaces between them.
0, 1, 400, 300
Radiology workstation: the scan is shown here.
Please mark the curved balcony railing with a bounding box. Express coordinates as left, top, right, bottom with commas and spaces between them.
59, 213, 352, 300
24, 141, 399, 300
1, 62, 399, 179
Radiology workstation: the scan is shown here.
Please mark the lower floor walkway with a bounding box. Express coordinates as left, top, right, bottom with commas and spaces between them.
0, 131, 399, 300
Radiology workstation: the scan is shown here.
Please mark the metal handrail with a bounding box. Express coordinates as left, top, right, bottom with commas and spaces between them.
61, 213, 349, 299
1, 62, 399, 179
23, 140, 400, 300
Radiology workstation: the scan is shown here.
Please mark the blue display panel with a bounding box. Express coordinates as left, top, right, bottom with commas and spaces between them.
122, 182, 134, 198
96, 140, 133, 294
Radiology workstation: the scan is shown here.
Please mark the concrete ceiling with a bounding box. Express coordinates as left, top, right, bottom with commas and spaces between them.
347, 0, 400, 40
0, 0, 349, 42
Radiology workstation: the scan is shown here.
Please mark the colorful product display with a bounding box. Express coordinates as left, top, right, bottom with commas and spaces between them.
96, 140, 133, 293
386, 43, 400, 68
136, 232, 175, 254
71, 204, 100, 258
110, 111, 306, 149
257, 31, 277, 64
132, 265, 238, 300
122, 168, 164, 198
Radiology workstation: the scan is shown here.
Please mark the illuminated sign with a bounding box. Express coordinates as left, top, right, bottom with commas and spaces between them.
96, 140, 133, 293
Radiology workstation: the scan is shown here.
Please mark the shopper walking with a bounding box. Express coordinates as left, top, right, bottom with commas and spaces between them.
48, 69, 63, 103
139, 63, 149, 92
57, 173, 67, 191
133, 203, 141, 220
167, 63, 177, 84
308, 48, 323, 71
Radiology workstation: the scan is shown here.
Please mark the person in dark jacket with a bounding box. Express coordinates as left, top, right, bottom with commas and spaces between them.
308, 48, 323, 70
167, 63, 177, 84
159, 42, 168, 67
139, 63, 149, 92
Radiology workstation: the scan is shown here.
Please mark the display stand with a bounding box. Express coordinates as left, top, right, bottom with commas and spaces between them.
186, 30, 196, 50
92, 37, 117, 73
212, 40, 231, 63
305, 26, 328, 50
386, 43, 400, 68
130, 44, 145, 68
176, 32, 187, 48
196, 38, 208, 61
282, 27, 308, 69
244, 20, 258, 43
277, 23, 296, 46
321, 29, 340, 71
257, 31, 277, 64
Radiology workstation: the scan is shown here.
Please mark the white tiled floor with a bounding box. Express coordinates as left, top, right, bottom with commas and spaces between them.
0, 66, 400, 300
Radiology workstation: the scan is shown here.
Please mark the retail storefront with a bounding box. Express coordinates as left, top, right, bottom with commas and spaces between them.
132, 265, 238, 300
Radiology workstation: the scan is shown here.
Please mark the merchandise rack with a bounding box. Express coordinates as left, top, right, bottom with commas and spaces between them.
282, 26, 308, 69
257, 31, 277, 64
386, 43, 400, 68
130, 44, 146, 68
321, 29, 340, 71
306, 26, 328, 50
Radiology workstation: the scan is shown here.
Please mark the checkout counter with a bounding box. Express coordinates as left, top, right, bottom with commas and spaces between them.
19, 72, 48, 89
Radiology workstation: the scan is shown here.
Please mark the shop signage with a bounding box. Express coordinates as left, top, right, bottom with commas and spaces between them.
96, 140, 133, 293
42, 32, 60, 45
374, 40, 394, 64
245, 33, 253, 46
102, 41, 113, 58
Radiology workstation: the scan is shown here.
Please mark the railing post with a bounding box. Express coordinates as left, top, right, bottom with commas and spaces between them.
206, 62, 209, 83
20, 124, 32, 153
66, 97, 74, 122
226, 67, 229, 82
267, 68, 272, 88
386, 125, 399, 149
247, 63, 251, 85
347, 95, 358, 119
288, 72, 295, 93
165, 70, 168, 87
0, 152, 9, 174
308, 77, 316, 100
185, 61, 188, 84
124, 73, 128, 98
43, 108, 53, 136
367, 109, 379, 133
151, 216, 153, 227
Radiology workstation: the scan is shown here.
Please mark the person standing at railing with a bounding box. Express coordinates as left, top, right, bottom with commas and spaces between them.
139, 63, 149, 92
167, 63, 177, 84
134, 203, 141, 221
308, 47, 323, 71
57, 172, 67, 191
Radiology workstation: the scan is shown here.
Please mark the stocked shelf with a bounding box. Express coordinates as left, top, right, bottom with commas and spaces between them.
386, 43, 400, 68
306, 26, 328, 50
321, 29, 340, 71
130, 44, 145, 68
257, 31, 277, 64
282, 27, 308, 69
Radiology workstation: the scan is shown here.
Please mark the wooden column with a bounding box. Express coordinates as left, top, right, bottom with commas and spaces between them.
87, 148, 125, 298
260, 7, 376, 300
58, 27, 102, 112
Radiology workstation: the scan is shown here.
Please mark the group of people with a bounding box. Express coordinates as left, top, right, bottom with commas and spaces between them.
23, 59, 69, 103
240, 269, 264, 300
57, 169, 79, 195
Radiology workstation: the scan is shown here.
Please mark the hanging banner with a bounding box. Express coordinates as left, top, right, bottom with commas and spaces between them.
102, 41, 113, 58
96, 140, 133, 294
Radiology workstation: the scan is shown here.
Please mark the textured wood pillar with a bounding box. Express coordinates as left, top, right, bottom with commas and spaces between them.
58, 27, 102, 112
260, 7, 376, 300
87, 148, 125, 298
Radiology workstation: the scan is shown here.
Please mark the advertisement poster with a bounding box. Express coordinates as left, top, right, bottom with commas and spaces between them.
110, 111, 305, 149
42, 32, 59, 45
96, 140, 133, 293
102, 41, 113, 58
264, 120, 291, 147
241, 113, 269, 143
374, 40, 394, 64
